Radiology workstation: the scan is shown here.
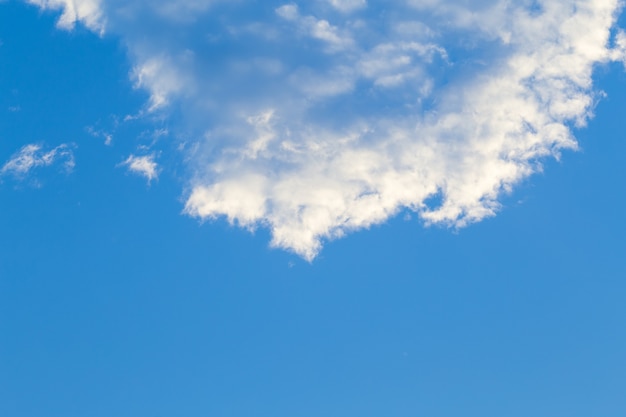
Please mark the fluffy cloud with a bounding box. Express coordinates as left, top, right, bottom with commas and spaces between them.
26, 0, 104, 33
1, 143, 75, 179
21, 0, 626, 260
121, 154, 159, 183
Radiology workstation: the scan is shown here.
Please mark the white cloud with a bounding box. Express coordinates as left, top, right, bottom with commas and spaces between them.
20, 0, 626, 260
327, 0, 366, 13
121, 154, 159, 183
130, 54, 192, 111
276, 4, 354, 52
26, 0, 104, 33
1, 143, 75, 179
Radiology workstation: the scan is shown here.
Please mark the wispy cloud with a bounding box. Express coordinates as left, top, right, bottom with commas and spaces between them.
276, 4, 354, 52
86, 126, 113, 146
1, 143, 75, 180
121, 154, 159, 183
20, 0, 626, 260
327, 0, 366, 13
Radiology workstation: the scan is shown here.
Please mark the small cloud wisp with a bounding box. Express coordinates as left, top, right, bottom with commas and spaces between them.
121, 154, 159, 184
1, 143, 75, 180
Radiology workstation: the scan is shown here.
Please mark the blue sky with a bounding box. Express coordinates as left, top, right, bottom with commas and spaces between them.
1, 1, 626, 416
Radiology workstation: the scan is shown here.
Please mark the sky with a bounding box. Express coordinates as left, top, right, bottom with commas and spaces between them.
1, 0, 626, 416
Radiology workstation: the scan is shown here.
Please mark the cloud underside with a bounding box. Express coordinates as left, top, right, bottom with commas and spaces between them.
27, 0, 626, 259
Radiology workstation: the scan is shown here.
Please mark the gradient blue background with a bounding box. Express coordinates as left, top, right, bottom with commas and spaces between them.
1, 3, 625, 416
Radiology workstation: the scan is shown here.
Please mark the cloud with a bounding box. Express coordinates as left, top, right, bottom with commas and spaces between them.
121, 154, 159, 183
130, 54, 191, 111
327, 0, 366, 13
1, 143, 75, 179
19, 0, 626, 260
26, 0, 104, 33
276, 4, 354, 51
